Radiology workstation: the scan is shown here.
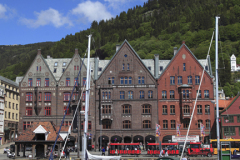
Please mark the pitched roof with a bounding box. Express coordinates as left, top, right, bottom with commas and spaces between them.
15, 121, 63, 142
0, 75, 18, 87
220, 94, 240, 115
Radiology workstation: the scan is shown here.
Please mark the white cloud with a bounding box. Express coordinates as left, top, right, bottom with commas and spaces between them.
0, 4, 16, 19
20, 8, 73, 28
72, 1, 113, 22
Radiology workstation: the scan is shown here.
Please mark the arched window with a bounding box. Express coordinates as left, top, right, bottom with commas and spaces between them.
143, 120, 151, 128
122, 105, 131, 114
123, 120, 131, 129
142, 104, 151, 114
102, 119, 111, 129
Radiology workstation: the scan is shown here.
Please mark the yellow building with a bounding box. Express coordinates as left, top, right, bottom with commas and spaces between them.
0, 76, 19, 144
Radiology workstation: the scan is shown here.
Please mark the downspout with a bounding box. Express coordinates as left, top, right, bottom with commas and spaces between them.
56, 84, 58, 126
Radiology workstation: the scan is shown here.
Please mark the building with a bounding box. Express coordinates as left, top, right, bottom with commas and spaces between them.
94, 40, 158, 149
157, 42, 215, 143
0, 76, 19, 144
230, 54, 240, 72
220, 94, 240, 138
18, 49, 95, 150
0, 85, 4, 145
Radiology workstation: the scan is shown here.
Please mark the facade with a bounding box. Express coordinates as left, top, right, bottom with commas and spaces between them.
18, 49, 95, 150
0, 76, 19, 144
0, 85, 4, 145
157, 42, 215, 143
220, 94, 240, 139
230, 54, 240, 72
94, 40, 158, 149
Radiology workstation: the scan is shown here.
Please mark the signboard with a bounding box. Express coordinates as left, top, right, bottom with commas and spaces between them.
172, 135, 199, 142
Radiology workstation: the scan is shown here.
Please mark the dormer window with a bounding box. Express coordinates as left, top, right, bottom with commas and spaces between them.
36, 134, 45, 140
98, 67, 102, 71
33, 125, 48, 141
54, 62, 58, 67
148, 67, 151, 70
54, 68, 57, 73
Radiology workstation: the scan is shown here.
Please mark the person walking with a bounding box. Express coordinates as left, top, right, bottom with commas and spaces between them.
164, 146, 168, 157
102, 147, 105, 156
159, 149, 163, 157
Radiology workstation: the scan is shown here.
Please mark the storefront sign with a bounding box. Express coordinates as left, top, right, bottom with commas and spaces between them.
172, 135, 199, 142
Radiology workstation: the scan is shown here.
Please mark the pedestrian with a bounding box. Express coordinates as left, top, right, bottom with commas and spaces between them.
182, 155, 187, 160
64, 148, 67, 158
165, 146, 168, 156
102, 147, 105, 156
159, 149, 163, 157
66, 147, 70, 159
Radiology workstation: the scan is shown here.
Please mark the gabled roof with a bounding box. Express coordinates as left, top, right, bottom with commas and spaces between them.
97, 39, 156, 80
157, 43, 213, 79
15, 122, 63, 142
220, 94, 240, 115
33, 125, 47, 133
0, 75, 18, 87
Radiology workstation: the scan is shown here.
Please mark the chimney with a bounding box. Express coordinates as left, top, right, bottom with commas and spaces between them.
38, 49, 41, 54
94, 57, 99, 80
75, 48, 78, 54
174, 47, 178, 55
116, 44, 120, 52
154, 54, 159, 78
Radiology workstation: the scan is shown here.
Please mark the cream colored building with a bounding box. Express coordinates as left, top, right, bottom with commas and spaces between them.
0, 76, 19, 144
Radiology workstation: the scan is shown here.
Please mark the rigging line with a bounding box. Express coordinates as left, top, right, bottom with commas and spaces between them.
180, 30, 215, 159
59, 79, 87, 160
49, 52, 87, 160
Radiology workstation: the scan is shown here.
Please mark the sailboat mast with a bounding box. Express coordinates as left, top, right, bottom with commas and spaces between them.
83, 34, 92, 159
215, 16, 220, 160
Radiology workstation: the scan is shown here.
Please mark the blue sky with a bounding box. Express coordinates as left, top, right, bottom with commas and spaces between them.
0, 0, 146, 45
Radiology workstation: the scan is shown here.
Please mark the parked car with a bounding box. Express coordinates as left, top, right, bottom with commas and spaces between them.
4, 147, 10, 153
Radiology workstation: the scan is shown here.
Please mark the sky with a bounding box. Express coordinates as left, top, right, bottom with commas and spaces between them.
0, 0, 147, 45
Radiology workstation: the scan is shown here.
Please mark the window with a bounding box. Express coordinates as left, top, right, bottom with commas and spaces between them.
205, 66, 208, 70
16, 114, 18, 120
83, 77, 86, 86
82, 91, 86, 101
64, 106, 70, 115
142, 105, 151, 114
120, 77, 124, 84
120, 91, 125, 99
183, 119, 190, 129
122, 63, 125, 70
148, 90, 153, 99
38, 92, 42, 101
63, 62, 66, 67
171, 120, 176, 129
5, 111, 6, 118
108, 92, 111, 99
178, 76, 182, 84
225, 116, 234, 123
28, 78, 32, 87
44, 107, 51, 116
5, 101, 7, 108
88, 121, 91, 130
170, 76, 175, 85
124, 77, 128, 84
237, 116, 240, 123
111, 77, 115, 85
127, 63, 130, 70
26, 93, 33, 101
122, 105, 131, 114
138, 77, 145, 84
54, 62, 58, 67
12, 103, 14, 109
162, 91, 167, 99
188, 76, 192, 84
197, 90, 201, 98
224, 127, 235, 136
102, 105, 111, 114
9, 92, 11, 98
183, 63, 186, 71
198, 120, 203, 129
98, 67, 102, 71
44, 92, 51, 101
206, 119, 210, 128
129, 77, 132, 84
62, 68, 65, 73
170, 90, 175, 99
77, 66, 79, 70
197, 105, 202, 114
16, 104, 18, 110
183, 105, 190, 115
160, 66, 163, 71
205, 105, 210, 114
123, 120, 131, 129
66, 78, 70, 86
139, 91, 144, 99
182, 90, 189, 99
12, 113, 14, 119
170, 105, 175, 114
102, 119, 111, 129
64, 92, 70, 101
163, 120, 168, 129
143, 120, 151, 128
162, 105, 167, 115
148, 67, 151, 70
26, 107, 32, 116
74, 66, 76, 70
128, 91, 133, 99
45, 78, 49, 87
9, 102, 11, 108
74, 77, 78, 86
204, 90, 209, 98
195, 76, 200, 84
54, 68, 57, 73
102, 92, 105, 100
36, 78, 41, 86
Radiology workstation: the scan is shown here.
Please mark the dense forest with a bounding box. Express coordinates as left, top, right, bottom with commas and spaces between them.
0, 0, 240, 97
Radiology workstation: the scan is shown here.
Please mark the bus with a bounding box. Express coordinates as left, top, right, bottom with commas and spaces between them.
108, 143, 141, 156
210, 138, 240, 154
147, 143, 180, 155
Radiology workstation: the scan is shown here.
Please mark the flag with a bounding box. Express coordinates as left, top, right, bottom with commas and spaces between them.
176, 124, 181, 136
200, 123, 205, 136
156, 124, 161, 137
225, 119, 229, 123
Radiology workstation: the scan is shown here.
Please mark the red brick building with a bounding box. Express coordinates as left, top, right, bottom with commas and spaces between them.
157, 42, 215, 143
220, 94, 240, 138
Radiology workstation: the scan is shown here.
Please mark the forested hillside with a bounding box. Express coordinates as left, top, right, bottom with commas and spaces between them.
1, 0, 240, 96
